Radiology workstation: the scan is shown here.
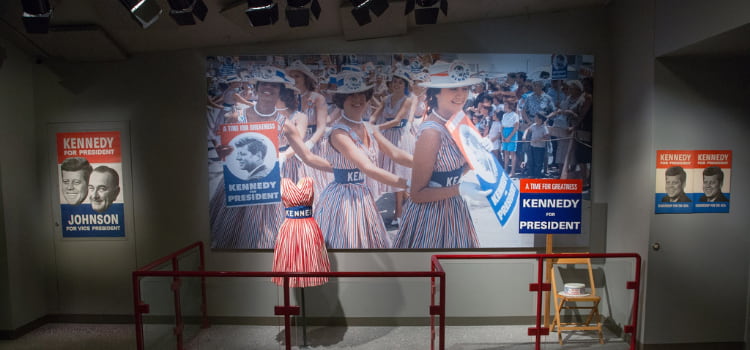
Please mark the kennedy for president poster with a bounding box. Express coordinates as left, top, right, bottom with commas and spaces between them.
57, 131, 125, 237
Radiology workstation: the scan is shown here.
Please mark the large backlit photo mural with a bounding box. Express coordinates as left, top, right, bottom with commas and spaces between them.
206, 53, 594, 249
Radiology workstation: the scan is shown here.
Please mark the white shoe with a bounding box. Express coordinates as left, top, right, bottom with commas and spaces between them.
390, 218, 400, 226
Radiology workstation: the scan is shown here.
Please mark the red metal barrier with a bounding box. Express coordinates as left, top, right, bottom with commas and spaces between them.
133, 243, 640, 350
132, 242, 447, 350
431, 253, 641, 350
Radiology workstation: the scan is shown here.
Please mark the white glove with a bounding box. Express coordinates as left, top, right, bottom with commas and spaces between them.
459, 181, 491, 202
278, 153, 287, 168
480, 136, 494, 152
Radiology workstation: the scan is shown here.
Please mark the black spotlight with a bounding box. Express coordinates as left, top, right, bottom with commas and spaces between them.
120, 0, 162, 28
285, 0, 321, 27
350, 0, 389, 26
21, 0, 53, 33
405, 0, 447, 25
168, 0, 208, 25
246, 0, 279, 26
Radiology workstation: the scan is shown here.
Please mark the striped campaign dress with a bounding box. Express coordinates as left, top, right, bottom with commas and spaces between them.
314, 124, 389, 249
302, 97, 334, 203
393, 121, 480, 249
375, 94, 408, 193
272, 177, 330, 288
208, 112, 287, 249
279, 111, 305, 184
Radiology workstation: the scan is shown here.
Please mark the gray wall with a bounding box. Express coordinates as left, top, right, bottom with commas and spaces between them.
0, 38, 49, 330
606, 0, 750, 346
644, 57, 749, 344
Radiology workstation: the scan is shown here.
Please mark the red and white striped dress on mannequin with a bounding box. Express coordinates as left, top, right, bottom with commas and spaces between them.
272, 177, 330, 288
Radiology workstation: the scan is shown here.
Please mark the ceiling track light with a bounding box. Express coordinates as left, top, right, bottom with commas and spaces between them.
349, 0, 389, 26
21, 0, 53, 33
168, 0, 208, 25
285, 0, 321, 27
405, 0, 447, 25
119, 0, 163, 28
246, 0, 279, 27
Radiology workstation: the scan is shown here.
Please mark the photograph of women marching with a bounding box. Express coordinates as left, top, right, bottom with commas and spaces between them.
206, 53, 595, 249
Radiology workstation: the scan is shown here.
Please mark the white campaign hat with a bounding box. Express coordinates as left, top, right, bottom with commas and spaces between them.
340, 64, 361, 73
327, 70, 374, 94
411, 71, 429, 82
251, 66, 296, 90
285, 60, 317, 82
392, 67, 412, 84
225, 74, 242, 83
419, 60, 482, 88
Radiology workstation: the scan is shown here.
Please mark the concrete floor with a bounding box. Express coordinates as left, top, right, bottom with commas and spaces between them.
0, 323, 631, 350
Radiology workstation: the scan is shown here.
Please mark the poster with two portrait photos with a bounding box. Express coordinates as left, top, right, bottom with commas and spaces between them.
53, 124, 130, 238
655, 150, 732, 214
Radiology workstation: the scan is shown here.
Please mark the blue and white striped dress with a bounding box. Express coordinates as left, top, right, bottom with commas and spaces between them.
208, 112, 287, 249
280, 111, 305, 184
393, 120, 480, 249
375, 94, 408, 193
314, 123, 389, 249
302, 94, 334, 203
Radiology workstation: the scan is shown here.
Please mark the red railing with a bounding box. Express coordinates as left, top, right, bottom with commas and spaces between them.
133, 243, 641, 350
132, 241, 447, 350
431, 253, 642, 350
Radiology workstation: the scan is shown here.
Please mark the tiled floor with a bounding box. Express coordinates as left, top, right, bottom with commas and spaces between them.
0, 323, 631, 349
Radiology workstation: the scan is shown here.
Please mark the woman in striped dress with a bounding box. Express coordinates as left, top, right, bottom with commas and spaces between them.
313, 70, 412, 249
286, 61, 332, 200
371, 68, 414, 225
277, 87, 308, 183
393, 61, 486, 249
209, 67, 295, 249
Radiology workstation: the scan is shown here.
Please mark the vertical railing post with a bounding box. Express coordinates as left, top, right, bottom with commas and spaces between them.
198, 242, 209, 329
284, 277, 292, 350
171, 257, 184, 350
534, 257, 543, 350
439, 271, 445, 350
628, 255, 642, 350
133, 272, 146, 350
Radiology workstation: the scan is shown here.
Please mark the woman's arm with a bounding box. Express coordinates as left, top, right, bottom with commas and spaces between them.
281, 112, 309, 159
367, 99, 384, 125
232, 92, 255, 107
329, 130, 408, 189
408, 129, 461, 203
378, 95, 414, 130
306, 92, 329, 145
283, 122, 332, 172
370, 125, 413, 167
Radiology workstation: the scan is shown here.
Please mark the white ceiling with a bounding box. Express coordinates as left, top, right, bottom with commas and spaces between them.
0, 0, 609, 62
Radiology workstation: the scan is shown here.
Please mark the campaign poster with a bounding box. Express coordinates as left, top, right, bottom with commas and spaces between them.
444, 110, 518, 226
551, 54, 568, 80
57, 131, 125, 237
655, 150, 731, 214
219, 122, 282, 207
693, 150, 731, 213
518, 179, 582, 234
206, 53, 595, 249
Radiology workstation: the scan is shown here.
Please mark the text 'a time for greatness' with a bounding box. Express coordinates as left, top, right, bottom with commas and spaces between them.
522, 198, 580, 208
222, 123, 275, 132
524, 182, 578, 190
